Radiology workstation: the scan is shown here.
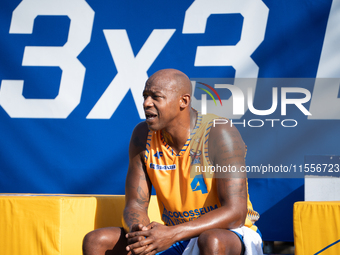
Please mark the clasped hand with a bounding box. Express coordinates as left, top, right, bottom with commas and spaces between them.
126, 222, 176, 255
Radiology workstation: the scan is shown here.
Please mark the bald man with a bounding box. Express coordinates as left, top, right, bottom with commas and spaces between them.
82, 69, 260, 255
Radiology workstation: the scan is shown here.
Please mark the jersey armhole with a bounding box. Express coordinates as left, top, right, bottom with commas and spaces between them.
203, 119, 215, 166
144, 129, 153, 163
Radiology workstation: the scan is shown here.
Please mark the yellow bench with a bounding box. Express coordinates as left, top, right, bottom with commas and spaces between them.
0, 194, 161, 255
294, 201, 340, 255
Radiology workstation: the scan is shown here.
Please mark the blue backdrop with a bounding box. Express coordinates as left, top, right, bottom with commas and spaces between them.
1, 0, 340, 242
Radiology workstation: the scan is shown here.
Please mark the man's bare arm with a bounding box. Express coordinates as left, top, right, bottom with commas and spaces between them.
214, 124, 248, 228
123, 122, 152, 233
170, 123, 248, 237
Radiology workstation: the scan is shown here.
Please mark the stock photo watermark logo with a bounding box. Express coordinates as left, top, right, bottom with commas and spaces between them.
196, 82, 223, 115
190, 78, 338, 128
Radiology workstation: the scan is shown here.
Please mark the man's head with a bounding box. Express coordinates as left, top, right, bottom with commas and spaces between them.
143, 69, 191, 131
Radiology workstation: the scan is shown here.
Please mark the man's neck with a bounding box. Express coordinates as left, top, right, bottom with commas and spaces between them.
162, 108, 197, 154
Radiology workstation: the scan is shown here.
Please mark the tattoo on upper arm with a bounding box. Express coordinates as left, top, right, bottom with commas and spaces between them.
220, 179, 247, 201
211, 128, 245, 166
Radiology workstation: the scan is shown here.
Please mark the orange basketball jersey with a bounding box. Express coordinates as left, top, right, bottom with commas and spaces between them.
144, 112, 259, 231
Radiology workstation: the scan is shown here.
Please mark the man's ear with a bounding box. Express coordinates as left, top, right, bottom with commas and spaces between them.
180, 94, 191, 109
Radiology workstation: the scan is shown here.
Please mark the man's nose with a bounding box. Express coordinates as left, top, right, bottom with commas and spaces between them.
143, 96, 153, 108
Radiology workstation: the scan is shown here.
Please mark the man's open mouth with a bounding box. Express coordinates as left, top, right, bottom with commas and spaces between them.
145, 112, 157, 120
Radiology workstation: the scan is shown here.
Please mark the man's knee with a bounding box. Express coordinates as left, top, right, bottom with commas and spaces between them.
197, 229, 242, 255
83, 229, 106, 248
197, 229, 222, 253
82, 227, 126, 255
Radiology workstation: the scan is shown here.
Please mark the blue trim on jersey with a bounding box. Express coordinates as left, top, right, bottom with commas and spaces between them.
156, 240, 190, 255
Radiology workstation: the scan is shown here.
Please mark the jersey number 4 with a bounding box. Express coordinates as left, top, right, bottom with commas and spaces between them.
191, 174, 208, 194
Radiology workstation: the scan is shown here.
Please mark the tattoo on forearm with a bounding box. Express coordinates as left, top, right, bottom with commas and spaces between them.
124, 211, 140, 226
137, 186, 149, 208
123, 210, 149, 230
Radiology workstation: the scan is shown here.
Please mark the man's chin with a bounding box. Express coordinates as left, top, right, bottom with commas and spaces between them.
145, 121, 161, 132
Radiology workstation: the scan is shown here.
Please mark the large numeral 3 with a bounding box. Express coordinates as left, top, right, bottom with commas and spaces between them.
0, 0, 94, 118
